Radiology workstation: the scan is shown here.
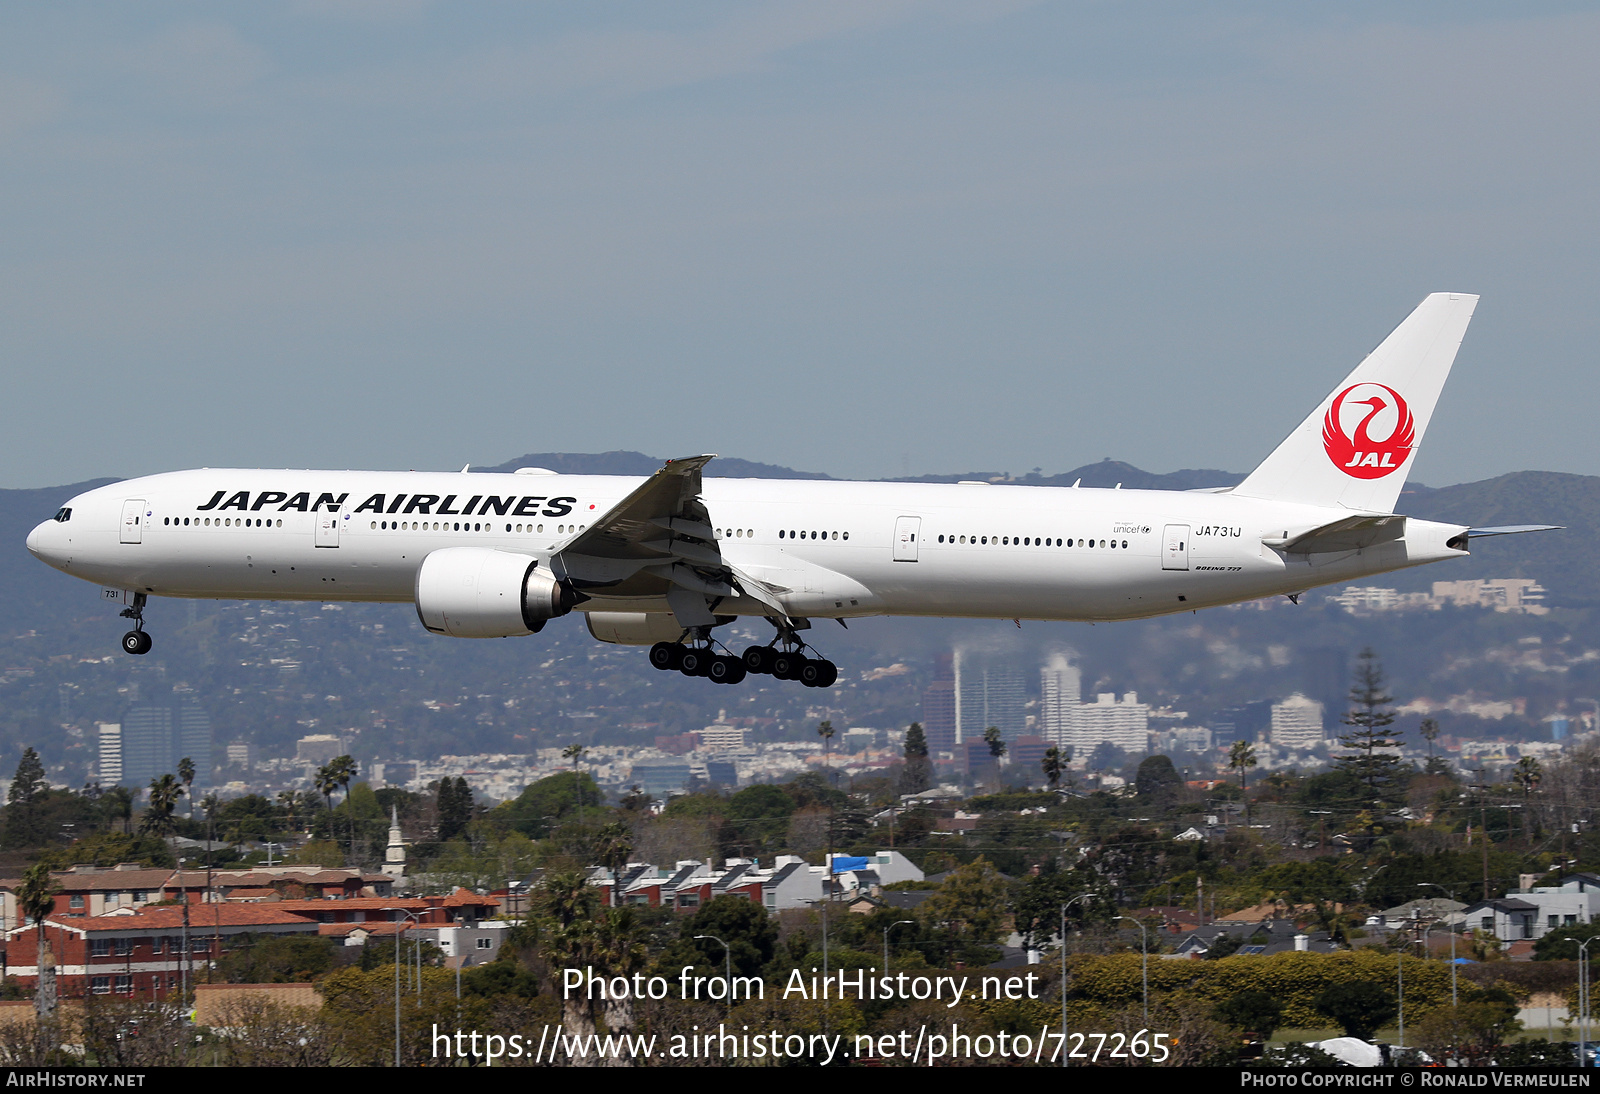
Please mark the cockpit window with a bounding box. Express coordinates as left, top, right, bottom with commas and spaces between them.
53, 508, 71, 523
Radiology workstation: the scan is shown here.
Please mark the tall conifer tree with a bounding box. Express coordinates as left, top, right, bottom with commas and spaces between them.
1335, 649, 1407, 804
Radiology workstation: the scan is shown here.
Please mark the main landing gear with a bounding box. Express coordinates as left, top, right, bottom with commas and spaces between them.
120, 593, 152, 656
739, 645, 838, 687
648, 642, 752, 685
647, 636, 838, 688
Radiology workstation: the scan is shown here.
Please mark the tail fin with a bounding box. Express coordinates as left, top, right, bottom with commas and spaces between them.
1232, 292, 1478, 513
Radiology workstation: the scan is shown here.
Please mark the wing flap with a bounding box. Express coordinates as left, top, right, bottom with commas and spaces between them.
555, 454, 800, 628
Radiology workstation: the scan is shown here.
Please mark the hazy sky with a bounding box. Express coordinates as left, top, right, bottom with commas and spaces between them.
4, 3, 1598, 488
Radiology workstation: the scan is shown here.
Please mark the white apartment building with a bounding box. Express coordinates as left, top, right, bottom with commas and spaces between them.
1067, 692, 1150, 753
698, 724, 749, 753
1040, 654, 1149, 753
1271, 694, 1325, 749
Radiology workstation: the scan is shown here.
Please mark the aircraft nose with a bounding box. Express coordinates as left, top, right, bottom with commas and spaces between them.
26, 519, 60, 565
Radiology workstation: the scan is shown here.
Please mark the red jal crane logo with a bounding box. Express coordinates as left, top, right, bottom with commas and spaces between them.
1322, 383, 1415, 479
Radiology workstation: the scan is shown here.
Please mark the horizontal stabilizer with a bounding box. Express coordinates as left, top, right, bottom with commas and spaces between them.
1465, 525, 1563, 538
1263, 513, 1406, 554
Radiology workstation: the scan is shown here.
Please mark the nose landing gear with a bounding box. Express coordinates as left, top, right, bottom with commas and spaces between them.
120, 593, 152, 656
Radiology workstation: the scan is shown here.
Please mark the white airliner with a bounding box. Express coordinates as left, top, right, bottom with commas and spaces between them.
26, 293, 1554, 688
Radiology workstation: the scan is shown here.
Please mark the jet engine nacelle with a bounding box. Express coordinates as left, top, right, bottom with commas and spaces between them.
585, 612, 686, 646
414, 548, 577, 637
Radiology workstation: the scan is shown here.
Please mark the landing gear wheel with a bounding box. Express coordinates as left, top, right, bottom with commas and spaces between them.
742, 646, 775, 674
118, 592, 150, 656
708, 656, 746, 685
771, 650, 806, 680
649, 642, 683, 671
799, 659, 838, 688
679, 648, 715, 677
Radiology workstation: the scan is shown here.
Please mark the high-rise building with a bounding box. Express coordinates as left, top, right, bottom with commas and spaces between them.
1213, 701, 1273, 746
1040, 653, 1149, 754
954, 649, 1027, 744
296, 734, 346, 766
119, 701, 212, 788
1040, 654, 1082, 748
1009, 735, 1051, 776
96, 724, 122, 785
922, 653, 958, 754
1270, 694, 1326, 749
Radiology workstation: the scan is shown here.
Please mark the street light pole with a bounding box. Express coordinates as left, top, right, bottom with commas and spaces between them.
1417, 883, 1459, 1006
884, 920, 915, 975
1059, 894, 1094, 1067
1397, 948, 1404, 1050
385, 908, 424, 1067
1114, 915, 1149, 1024
693, 934, 731, 1000
1573, 935, 1600, 1066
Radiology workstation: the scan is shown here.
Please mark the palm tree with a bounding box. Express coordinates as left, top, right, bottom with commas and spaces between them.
18, 863, 58, 1019
315, 763, 340, 854
329, 755, 357, 859
276, 790, 301, 834
593, 822, 633, 907
1041, 746, 1064, 790
102, 786, 133, 835
981, 726, 1007, 791
818, 720, 835, 785
1419, 718, 1441, 761
140, 774, 184, 838
1514, 755, 1543, 799
540, 870, 602, 1051
177, 756, 196, 819
561, 745, 590, 808
1229, 740, 1258, 825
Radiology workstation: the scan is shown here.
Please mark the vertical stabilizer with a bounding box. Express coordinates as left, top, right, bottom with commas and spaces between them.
1232, 293, 1478, 513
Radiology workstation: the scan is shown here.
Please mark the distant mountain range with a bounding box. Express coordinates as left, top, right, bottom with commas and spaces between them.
480, 450, 1247, 491
2, 457, 1592, 630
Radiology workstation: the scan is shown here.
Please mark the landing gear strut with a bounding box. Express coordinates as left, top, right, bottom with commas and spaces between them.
120, 593, 152, 656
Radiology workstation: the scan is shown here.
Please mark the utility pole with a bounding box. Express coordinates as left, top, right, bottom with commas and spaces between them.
1310, 810, 1332, 851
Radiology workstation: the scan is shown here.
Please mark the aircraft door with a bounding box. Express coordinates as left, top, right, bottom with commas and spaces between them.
892, 516, 921, 562
120, 500, 146, 544
1162, 524, 1189, 571
315, 511, 341, 548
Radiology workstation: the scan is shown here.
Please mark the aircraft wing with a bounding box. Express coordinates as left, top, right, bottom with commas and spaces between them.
562, 453, 716, 562
552, 454, 793, 628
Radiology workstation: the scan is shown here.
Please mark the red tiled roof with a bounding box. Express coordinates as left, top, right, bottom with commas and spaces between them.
42, 905, 318, 933
273, 898, 428, 912
318, 922, 408, 938
439, 888, 500, 908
